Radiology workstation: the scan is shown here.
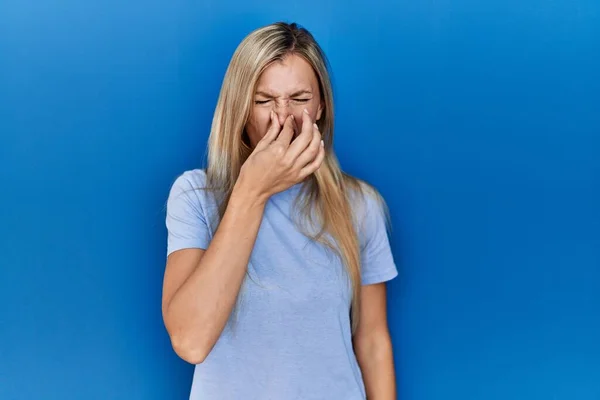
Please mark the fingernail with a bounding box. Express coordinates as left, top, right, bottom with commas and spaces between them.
303, 109, 309, 115
313, 123, 319, 130
291, 115, 295, 120
320, 140, 324, 147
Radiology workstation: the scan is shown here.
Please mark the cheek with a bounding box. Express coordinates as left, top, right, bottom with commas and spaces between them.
247, 109, 271, 136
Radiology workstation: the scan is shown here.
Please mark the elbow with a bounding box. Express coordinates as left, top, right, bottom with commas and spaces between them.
170, 333, 212, 365
163, 305, 217, 364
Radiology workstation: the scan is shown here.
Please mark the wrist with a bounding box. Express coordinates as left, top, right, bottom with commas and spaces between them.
231, 173, 269, 210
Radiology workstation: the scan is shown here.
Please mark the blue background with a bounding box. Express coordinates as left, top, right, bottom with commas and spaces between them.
1, 0, 599, 399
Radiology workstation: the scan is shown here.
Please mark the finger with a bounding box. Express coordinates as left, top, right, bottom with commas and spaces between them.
291, 114, 300, 139
299, 139, 326, 178
294, 122, 321, 168
288, 109, 315, 158
256, 111, 281, 149
274, 114, 295, 146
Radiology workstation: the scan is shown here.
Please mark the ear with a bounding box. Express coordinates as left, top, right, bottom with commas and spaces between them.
316, 100, 324, 121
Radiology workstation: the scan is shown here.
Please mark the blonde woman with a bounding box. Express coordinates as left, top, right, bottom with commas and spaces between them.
162, 22, 398, 399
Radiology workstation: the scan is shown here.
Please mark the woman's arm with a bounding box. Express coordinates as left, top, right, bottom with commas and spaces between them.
353, 283, 397, 399
162, 112, 325, 365
162, 178, 268, 364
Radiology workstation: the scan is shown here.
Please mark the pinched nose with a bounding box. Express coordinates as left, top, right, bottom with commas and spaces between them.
273, 104, 292, 126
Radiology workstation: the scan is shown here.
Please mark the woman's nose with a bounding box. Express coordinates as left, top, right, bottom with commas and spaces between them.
274, 103, 292, 126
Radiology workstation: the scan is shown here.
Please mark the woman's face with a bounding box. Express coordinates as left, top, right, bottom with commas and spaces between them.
245, 54, 324, 148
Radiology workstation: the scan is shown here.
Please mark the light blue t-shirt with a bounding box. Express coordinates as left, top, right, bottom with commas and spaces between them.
165, 169, 398, 400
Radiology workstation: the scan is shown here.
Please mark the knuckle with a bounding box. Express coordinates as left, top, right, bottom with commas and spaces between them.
275, 153, 291, 167
282, 157, 294, 168
272, 144, 285, 156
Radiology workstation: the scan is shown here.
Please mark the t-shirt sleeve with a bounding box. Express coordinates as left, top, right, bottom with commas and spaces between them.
359, 190, 399, 285
165, 172, 211, 256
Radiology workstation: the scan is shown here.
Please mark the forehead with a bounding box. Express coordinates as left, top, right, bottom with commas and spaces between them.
256, 54, 319, 94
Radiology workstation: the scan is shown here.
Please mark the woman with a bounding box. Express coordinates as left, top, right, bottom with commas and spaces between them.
162, 22, 398, 399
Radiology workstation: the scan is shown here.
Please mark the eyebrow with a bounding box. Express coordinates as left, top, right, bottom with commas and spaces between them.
255, 89, 313, 98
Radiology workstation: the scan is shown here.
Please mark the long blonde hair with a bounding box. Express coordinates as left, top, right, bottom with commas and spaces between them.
205, 22, 388, 333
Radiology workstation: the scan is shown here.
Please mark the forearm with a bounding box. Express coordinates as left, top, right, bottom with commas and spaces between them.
355, 330, 397, 399
166, 180, 267, 362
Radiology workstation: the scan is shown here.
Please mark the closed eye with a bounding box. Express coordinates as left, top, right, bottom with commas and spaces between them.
254, 98, 310, 105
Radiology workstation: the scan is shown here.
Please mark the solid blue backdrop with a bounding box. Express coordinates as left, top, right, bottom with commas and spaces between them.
1, 1, 598, 399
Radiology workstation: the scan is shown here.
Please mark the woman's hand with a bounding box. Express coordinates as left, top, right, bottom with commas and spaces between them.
237, 108, 325, 202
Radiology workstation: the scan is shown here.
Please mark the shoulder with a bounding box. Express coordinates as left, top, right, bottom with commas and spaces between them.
343, 174, 397, 282
164, 169, 215, 255
166, 168, 214, 204
169, 168, 208, 194
166, 168, 217, 218
342, 175, 391, 245
344, 175, 389, 225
